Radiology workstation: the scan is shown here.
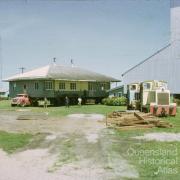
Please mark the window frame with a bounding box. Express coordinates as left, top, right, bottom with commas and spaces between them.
59, 82, 66, 90
70, 82, 76, 91
13, 83, 16, 91
88, 82, 94, 91
45, 81, 53, 90
34, 82, 39, 90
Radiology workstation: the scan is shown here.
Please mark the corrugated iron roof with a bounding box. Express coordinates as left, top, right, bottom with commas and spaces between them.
4, 64, 120, 82
122, 44, 171, 76
108, 85, 124, 93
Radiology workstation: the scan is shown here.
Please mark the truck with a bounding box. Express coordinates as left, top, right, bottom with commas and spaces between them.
127, 82, 140, 110
127, 80, 176, 116
11, 94, 31, 107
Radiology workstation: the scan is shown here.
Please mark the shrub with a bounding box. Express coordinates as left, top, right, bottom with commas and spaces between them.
102, 98, 107, 105
174, 98, 180, 106
102, 97, 127, 106
119, 96, 127, 106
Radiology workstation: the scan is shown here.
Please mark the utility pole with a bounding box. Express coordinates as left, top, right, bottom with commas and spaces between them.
19, 67, 25, 74
71, 59, 74, 67
53, 57, 56, 63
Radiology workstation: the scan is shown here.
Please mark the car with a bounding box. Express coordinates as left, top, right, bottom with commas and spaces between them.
11, 94, 31, 107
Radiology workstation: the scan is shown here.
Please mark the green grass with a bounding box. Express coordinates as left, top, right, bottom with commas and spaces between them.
48, 138, 78, 172
0, 100, 15, 110
114, 136, 180, 180
0, 99, 180, 179
0, 131, 33, 153
0, 100, 126, 117
113, 111, 180, 180
47, 104, 126, 117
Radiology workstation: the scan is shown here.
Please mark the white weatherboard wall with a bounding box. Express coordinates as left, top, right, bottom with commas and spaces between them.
122, 0, 180, 94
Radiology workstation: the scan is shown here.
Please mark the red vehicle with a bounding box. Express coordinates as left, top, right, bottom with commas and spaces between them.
11, 94, 31, 107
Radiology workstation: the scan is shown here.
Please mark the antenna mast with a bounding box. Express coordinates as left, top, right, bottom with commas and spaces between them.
71, 59, 74, 67
53, 57, 56, 64
19, 67, 25, 74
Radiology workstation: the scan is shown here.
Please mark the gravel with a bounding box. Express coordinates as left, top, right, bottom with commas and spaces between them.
0, 112, 139, 180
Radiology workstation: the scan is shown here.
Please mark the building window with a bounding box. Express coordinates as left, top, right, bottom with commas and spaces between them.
13, 83, 16, 91
88, 82, 94, 91
45, 81, 53, 90
70, 83, 76, 90
130, 85, 136, 90
143, 83, 151, 90
106, 83, 109, 90
23, 84, 27, 90
101, 83, 105, 91
118, 92, 122, 97
100, 83, 107, 90
35, 82, 39, 90
59, 82, 65, 90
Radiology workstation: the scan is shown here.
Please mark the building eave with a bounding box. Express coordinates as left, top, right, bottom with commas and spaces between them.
108, 85, 124, 93
4, 78, 121, 83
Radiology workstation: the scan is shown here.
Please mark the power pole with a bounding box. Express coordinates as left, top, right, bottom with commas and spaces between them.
53, 57, 56, 63
71, 59, 74, 67
19, 67, 25, 74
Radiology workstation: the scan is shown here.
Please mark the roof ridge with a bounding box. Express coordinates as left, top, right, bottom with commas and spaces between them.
20, 64, 50, 75
47, 64, 53, 78
5, 63, 120, 82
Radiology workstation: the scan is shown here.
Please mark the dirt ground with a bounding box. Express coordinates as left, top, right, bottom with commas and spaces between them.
0, 110, 139, 180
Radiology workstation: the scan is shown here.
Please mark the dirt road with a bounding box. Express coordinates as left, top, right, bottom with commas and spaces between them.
0, 110, 139, 180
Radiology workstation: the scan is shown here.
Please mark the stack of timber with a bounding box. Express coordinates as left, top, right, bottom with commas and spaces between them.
106, 111, 172, 130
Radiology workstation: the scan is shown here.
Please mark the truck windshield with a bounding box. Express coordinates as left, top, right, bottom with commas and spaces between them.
130, 85, 136, 90
143, 83, 151, 90
17, 95, 26, 97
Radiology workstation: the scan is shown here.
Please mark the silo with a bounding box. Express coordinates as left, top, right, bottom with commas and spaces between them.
122, 0, 180, 95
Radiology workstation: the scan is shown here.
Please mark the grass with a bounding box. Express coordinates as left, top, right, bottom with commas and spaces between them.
48, 138, 78, 172
0, 131, 33, 153
113, 111, 180, 180
0, 99, 180, 178
0, 100, 126, 117
0, 100, 15, 110
114, 136, 180, 180
48, 104, 126, 117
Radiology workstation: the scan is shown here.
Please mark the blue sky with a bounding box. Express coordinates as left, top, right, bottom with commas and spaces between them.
0, 0, 170, 89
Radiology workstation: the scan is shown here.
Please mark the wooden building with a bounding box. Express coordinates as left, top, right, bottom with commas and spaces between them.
122, 1, 180, 97
0, 89, 6, 98
5, 64, 119, 105
108, 85, 124, 97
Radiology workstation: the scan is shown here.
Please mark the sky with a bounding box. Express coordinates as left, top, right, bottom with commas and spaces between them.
0, 0, 170, 90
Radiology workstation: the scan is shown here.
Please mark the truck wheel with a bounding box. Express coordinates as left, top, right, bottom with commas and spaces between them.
32, 101, 38, 107
20, 103, 26, 107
